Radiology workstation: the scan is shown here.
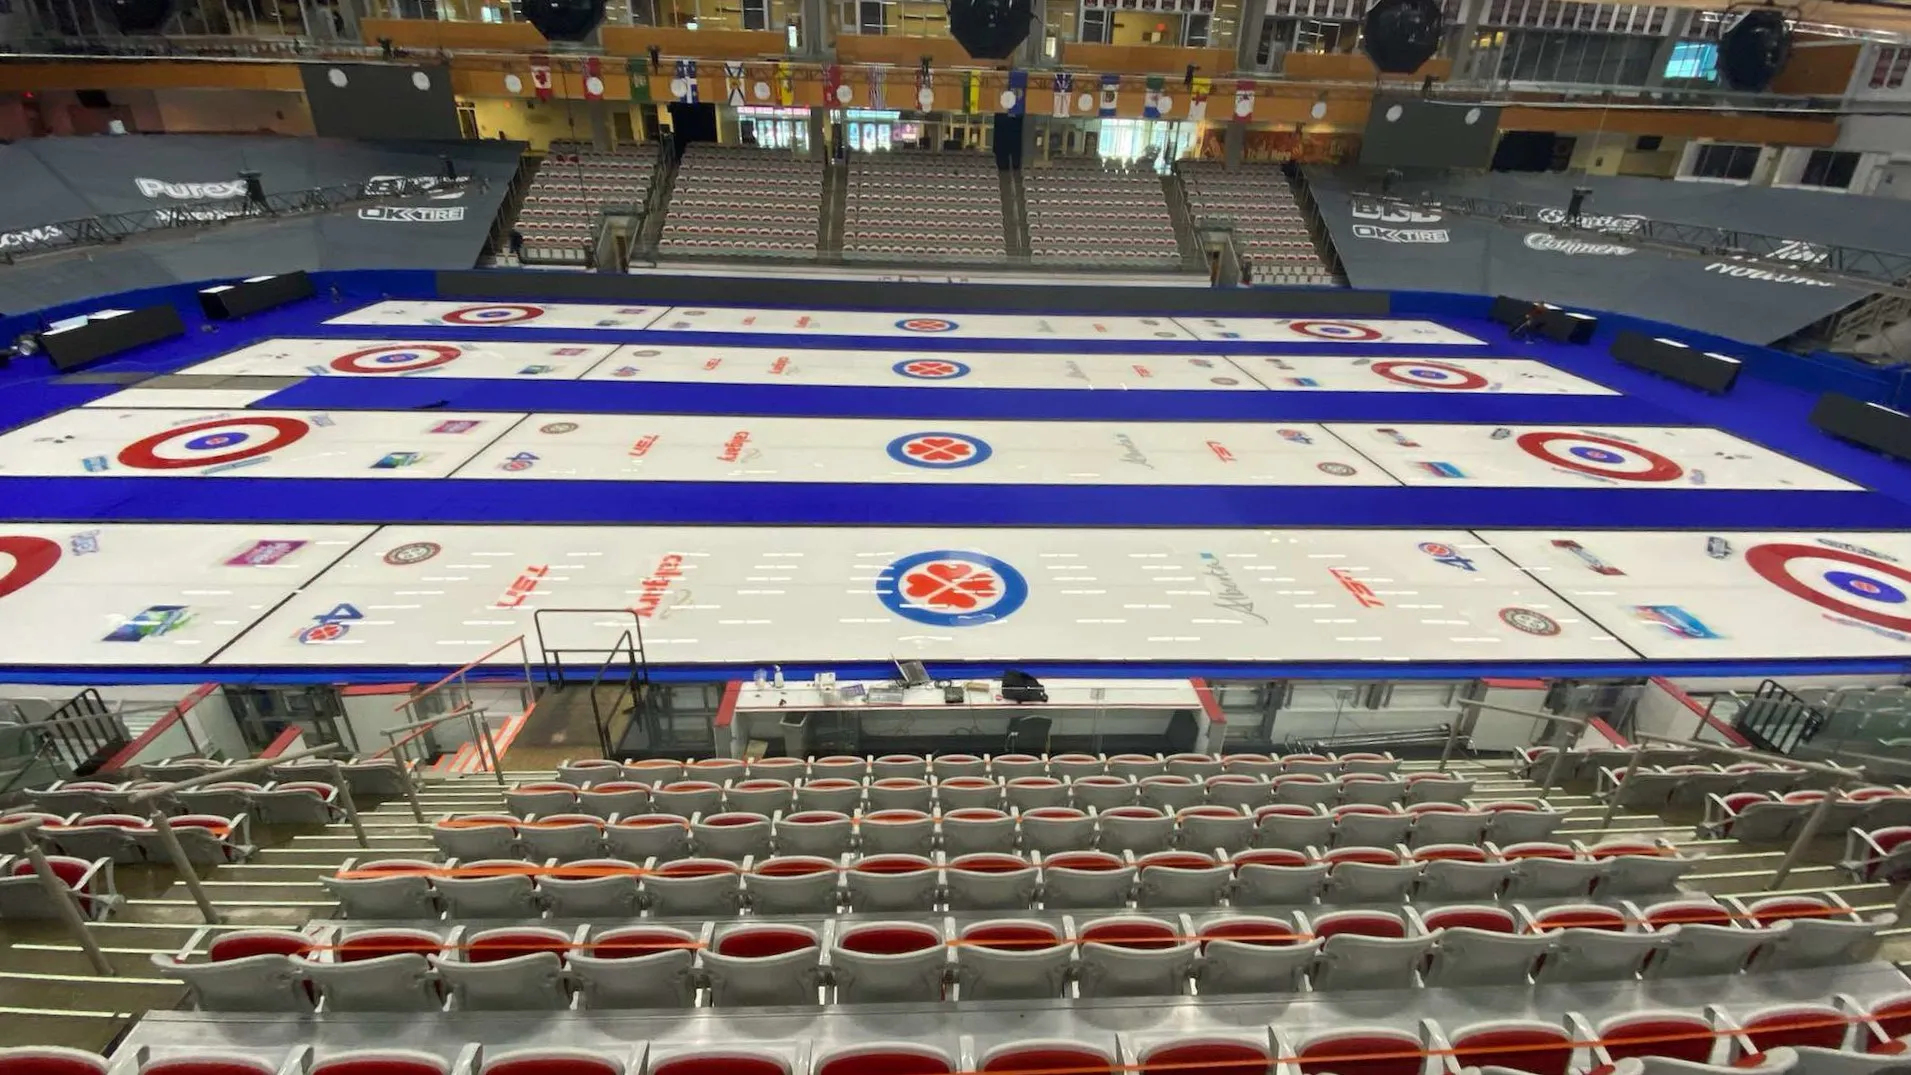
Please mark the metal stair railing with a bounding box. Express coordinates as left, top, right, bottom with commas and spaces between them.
1733, 678, 1830, 755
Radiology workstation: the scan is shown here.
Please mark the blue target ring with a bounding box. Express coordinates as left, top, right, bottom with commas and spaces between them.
186, 432, 248, 450
897, 318, 959, 333
887, 432, 993, 469
1826, 570, 1908, 604
892, 359, 972, 381
1570, 446, 1626, 464
875, 550, 1029, 628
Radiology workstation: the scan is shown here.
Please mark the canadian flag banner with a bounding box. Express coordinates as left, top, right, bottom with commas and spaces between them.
582, 56, 604, 100
1233, 78, 1255, 120
824, 64, 846, 106
1052, 71, 1073, 117
530, 56, 552, 100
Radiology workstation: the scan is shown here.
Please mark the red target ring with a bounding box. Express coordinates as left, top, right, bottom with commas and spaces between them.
1371, 360, 1488, 391
1291, 320, 1383, 342
443, 304, 544, 325
0, 536, 60, 600
118, 417, 310, 471
1746, 543, 1911, 632
1515, 431, 1684, 482
330, 344, 462, 374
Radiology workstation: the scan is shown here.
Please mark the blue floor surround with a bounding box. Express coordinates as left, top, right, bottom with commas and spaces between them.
5, 275, 1911, 681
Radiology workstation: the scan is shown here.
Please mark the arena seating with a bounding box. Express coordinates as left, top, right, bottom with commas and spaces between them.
513, 141, 655, 263
658, 145, 820, 259
14, 743, 1909, 1075
842, 153, 1006, 262
1178, 161, 1337, 287
1023, 159, 1182, 267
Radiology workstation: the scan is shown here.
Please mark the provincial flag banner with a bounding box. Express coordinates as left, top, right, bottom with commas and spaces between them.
1144, 74, 1164, 118
867, 65, 886, 109
530, 55, 552, 100
626, 57, 651, 102
1189, 76, 1210, 121
582, 56, 604, 100
725, 61, 745, 105
965, 70, 982, 113
1098, 73, 1119, 116
1005, 69, 1027, 116
825, 64, 846, 106
1052, 71, 1073, 117
1234, 78, 1255, 120
916, 65, 934, 110
673, 59, 699, 103
776, 62, 795, 105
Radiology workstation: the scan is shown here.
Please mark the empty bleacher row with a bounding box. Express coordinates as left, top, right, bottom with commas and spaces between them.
842, 152, 1006, 262
1178, 161, 1337, 287
515, 141, 654, 263
658, 145, 820, 259
29, 987, 1911, 1075
154, 886, 1886, 1012
1023, 159, 1182, 266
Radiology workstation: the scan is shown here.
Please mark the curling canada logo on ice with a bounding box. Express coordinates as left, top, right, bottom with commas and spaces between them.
1349, 198, 1449, 244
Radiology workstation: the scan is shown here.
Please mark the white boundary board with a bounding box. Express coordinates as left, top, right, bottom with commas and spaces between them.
1328, 423, 1859, 491
180, 339, 621, 380
466, 416, 1397, 486
326, 301, 666, 331
0, 524, 372, 666
7, 524, 1911, 667
0, 409, 509, 478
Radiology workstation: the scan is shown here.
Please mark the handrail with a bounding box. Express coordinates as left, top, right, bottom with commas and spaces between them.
396, 636, 527, 709
99, 682, 218, 773
1450, 698, 1592, 793
0, 815, 113, 974
1628, 730, 1863, 777
367, 705, 476, 761
591, 629, 642, 758
127, 742, 345, 803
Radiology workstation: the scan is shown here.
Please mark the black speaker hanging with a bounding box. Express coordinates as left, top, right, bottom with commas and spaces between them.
1719, 5, 1792, 92
948, 0, 1034, 60
111, 0, 174, 32
1362, 0, 1445, 74
522, 0, 605, 41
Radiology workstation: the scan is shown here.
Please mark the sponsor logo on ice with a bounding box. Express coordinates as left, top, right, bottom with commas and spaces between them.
103, 605, 192, 642
1633, 604, 1723, 639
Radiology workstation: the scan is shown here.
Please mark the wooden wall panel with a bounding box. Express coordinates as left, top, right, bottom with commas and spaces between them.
835, 35, 979, 68
1771, 41, 1860, 96
1059, 42, 1234, 76
0, 61, 302, 92
1499, 105, 1839, 146
358, 17, 544, 49
601, 26, 788, 58
1283, 51, 1449, 81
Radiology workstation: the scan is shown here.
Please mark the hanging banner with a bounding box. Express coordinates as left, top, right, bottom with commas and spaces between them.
1098, 74, 1120, 117
1144, 74, 1164, 118
916, 65, 934, 110
1052, 71, 1073, 117
627, 57, 652, 103
582, 56, 604, 100
824, 64, 846, 106
724, 62, 746, 105
1005, 69, 1027, 116
530, 55, 553, 100
965, 71, 982, 113
1189, 77, 1211, 121
1234, 78, 1256, 120
672, 59, 699, 103
774, 62, 794, 105
867, 65, 886, 109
